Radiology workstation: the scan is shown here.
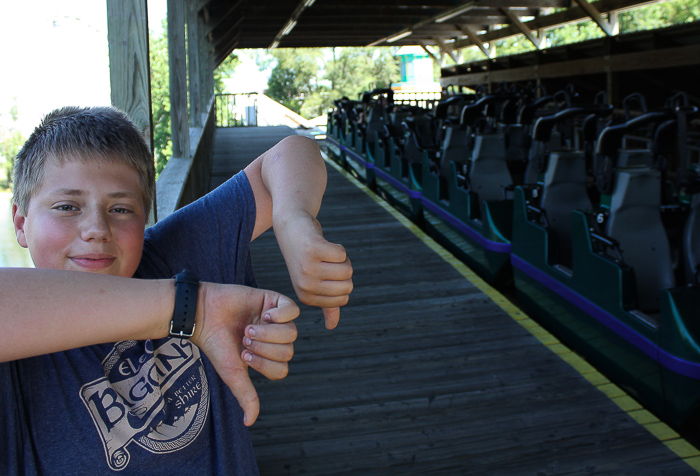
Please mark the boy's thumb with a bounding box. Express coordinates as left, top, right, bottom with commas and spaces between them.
228, 369, 260, 426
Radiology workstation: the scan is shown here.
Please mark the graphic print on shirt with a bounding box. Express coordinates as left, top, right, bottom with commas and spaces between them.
80, 338, 210, 471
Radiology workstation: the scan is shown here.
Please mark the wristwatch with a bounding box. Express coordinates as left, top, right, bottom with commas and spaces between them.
169, 270, 199, 338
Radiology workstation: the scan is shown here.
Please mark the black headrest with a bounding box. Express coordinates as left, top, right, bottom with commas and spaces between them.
533, 104, 613, 143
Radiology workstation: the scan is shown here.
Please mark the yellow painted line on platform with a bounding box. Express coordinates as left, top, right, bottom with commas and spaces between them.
322, 149, 700, 473
628, 409, 661, 425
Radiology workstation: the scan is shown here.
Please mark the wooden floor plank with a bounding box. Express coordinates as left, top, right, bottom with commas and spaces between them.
208, 127, 697, 476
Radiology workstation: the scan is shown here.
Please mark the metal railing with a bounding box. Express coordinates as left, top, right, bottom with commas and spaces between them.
215, 93, 258, 127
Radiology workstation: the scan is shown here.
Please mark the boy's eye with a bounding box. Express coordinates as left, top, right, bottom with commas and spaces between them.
55, 204, 78, 212
111, 207, 132, 214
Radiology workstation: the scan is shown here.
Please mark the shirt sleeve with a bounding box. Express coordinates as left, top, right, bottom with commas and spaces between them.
136, 171, 258, 287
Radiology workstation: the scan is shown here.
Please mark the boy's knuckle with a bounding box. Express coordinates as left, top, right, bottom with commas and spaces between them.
298, 278, 315, 294
299, 263, 315, 278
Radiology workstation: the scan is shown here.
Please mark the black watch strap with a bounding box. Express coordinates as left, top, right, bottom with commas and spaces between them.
169, 270, 199, 338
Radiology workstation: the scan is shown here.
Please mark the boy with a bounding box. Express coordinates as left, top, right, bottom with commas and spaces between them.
2, 106, 353, 475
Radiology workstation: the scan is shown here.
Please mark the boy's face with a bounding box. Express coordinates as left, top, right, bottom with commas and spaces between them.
13, 158, 146, 278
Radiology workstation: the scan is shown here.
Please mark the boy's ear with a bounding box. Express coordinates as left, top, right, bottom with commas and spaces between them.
12, 203, 28, 248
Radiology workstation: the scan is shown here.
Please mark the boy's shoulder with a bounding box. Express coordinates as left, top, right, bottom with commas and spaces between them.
139, 170, 257, 284
160, 170, 254, 225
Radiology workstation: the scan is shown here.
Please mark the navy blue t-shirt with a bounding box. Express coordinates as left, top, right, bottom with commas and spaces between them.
1, 172, 260, 475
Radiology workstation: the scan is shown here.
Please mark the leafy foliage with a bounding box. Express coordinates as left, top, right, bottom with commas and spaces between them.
264, 47, 400, 119
0, 130, 23, 190
214, 54, 241, 94
149, 20, 238, 177
0, 103, 25, 190
150, 25, 171, 177
266, 48, 323, 115
457, 0, 700, 63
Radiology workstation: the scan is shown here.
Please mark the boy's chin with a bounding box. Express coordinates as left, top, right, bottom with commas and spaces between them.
64, 262, 135, 278
81, 268, 135, 278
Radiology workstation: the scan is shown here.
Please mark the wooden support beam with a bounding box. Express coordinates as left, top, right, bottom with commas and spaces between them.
188, 2, 202, 127
459, 25, 494, 59
572, 0, 615, 36
198, 11, 214, 113
478, 0, 570, 6
440, 43, 700, 87
215, 35, 241, 67
106, 0, 153, 151
107, 0, 155, 222
167, 0, 190, 159
205, 0, 243, 37
433, 36, 460, 64
502, 7, 541, 49
609, 10, 620, 35
450, 0, 640, 51
213, 16, 244, 49
419, 41, 441, 66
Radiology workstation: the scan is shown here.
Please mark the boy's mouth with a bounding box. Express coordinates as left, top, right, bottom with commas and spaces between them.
70, 254, 117, 270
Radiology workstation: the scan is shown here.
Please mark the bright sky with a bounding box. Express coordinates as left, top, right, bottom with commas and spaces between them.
0, 1, 270, 266
1, 1, 111, 134
0, 0, 268, 136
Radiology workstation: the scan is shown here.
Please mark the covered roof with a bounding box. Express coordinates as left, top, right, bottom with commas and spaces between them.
201, 0, 656, 66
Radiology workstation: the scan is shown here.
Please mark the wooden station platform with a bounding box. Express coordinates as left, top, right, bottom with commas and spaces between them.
210, 126, 699, 475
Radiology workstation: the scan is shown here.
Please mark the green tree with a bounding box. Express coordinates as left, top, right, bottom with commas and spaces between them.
0, 129, 23, 190
545, 20, 605, 48
457, 0, 700, 63
266, 48, 323, 114
150, 25, 171, 177
619, 0, 700, 33
0, 102, 25, 190
264, 47, 400, 119
149, 20, 238, 177
214, 54, 241, 94
324, 47, 399, 101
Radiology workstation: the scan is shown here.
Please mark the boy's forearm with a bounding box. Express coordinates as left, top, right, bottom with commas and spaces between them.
246, 135, 327, 238
265, 135, 327, 222
244, 134, 352, 330
0, 269, 174, 362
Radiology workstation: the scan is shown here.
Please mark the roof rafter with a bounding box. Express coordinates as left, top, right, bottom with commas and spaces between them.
448, 0, 647, 51
573, 0, 617, 35
186, 0, 666, 58
501, 7, 542, 48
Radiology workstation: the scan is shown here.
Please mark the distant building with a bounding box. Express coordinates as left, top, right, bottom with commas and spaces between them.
392, 46, 441, 93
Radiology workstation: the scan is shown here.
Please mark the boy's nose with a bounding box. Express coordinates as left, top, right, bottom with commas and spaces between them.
80, 210, 112, 242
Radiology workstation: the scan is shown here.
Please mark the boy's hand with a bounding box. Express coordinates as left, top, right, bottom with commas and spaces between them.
191, 283, 299, 426
275, 212, 354, 329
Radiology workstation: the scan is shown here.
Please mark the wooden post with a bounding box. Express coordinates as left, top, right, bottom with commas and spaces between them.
168, 0, 190, 158
201, 17, 214, 114
107, 0, 156, 223
187, 2, 202, 127
106, 0, 153, 152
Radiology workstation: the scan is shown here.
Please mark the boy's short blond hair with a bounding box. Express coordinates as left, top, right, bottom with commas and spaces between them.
13, 106, 155, 217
